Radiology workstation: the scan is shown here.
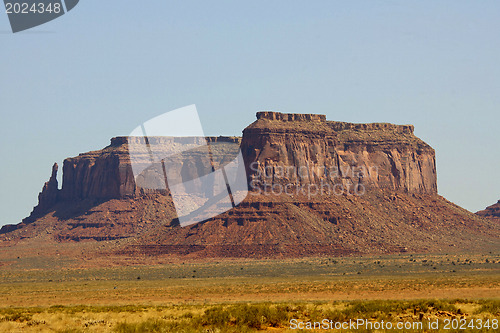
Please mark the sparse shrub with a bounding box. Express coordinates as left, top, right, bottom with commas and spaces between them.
475, 300, 500, 315
114, 319, 171, 333
232, 304, 264, 329
181, 311, 194, 318
201, 306, 231, 326
0, 312, 33, 322
198, 303, 290, 330
424, 299, 457, 312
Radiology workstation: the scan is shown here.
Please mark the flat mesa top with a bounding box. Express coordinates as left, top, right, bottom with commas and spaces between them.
97, 111, 427, 152
251, 111, 416, 136
256, 111, 327, 122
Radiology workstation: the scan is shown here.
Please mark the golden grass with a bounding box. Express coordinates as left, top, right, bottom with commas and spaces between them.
0, 300, 499, 332
0, 253, 498, 332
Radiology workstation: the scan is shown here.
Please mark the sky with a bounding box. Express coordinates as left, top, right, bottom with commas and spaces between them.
1, 1, 499, 227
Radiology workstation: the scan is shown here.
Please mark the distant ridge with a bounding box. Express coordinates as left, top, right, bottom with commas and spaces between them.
477, 200, 500, 221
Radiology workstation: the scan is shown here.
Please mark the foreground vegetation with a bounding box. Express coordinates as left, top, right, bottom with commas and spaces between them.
0, 299, 499, 332
0, 253, 498, 331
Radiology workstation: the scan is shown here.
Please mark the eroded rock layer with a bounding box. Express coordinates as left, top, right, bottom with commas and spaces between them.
241, 111, 437, 195
1, 112, 498, 258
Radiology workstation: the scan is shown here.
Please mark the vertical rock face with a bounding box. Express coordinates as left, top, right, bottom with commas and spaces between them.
17, 136, 243, 223
241, 111, 437, 194
15, 139, 137, 228
39, 163, 59, 209
59, 137, 137, 201
15, 111, 437, 230
22, 163, 60, 224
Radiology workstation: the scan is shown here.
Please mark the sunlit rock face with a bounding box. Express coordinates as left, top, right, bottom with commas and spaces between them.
241, 111, 437, 195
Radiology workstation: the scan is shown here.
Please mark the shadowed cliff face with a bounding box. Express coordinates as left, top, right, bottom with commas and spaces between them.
241, 112, 437, 195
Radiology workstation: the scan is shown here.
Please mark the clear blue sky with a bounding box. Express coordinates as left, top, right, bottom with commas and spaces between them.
1, 1, 499, 227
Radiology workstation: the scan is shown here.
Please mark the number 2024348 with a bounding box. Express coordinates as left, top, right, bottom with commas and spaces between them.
5, 2, 62, 14
442, 318, 498, 330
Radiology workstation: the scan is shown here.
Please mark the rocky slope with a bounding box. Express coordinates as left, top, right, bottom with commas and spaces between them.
477, 200, 500, 221
1, 112, 498, 259
119, 190, 498, 258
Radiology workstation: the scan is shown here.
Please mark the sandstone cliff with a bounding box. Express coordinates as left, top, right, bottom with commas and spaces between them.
17, 111, 437, 229
15, 138, 137, 230
60, 135, 241, 200
1, 136, 242, 234
241, 111, 437, 195
1, 112, 498, 258
30, 163, 59, 218
60, 137, 137, 201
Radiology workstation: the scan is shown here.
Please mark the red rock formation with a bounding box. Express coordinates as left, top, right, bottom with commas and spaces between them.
477, 200, 500, 220
241, 111, 436, 195
58, 135, 242, 203
60, 137, 137, 201
21, 163, 60, 223
119, 191, 500, 257
0, 135, 242, 236
1, 112, 498, 259
36, 163, 59, 212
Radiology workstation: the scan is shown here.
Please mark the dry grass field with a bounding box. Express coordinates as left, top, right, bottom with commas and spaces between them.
0, 253, 499, 332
